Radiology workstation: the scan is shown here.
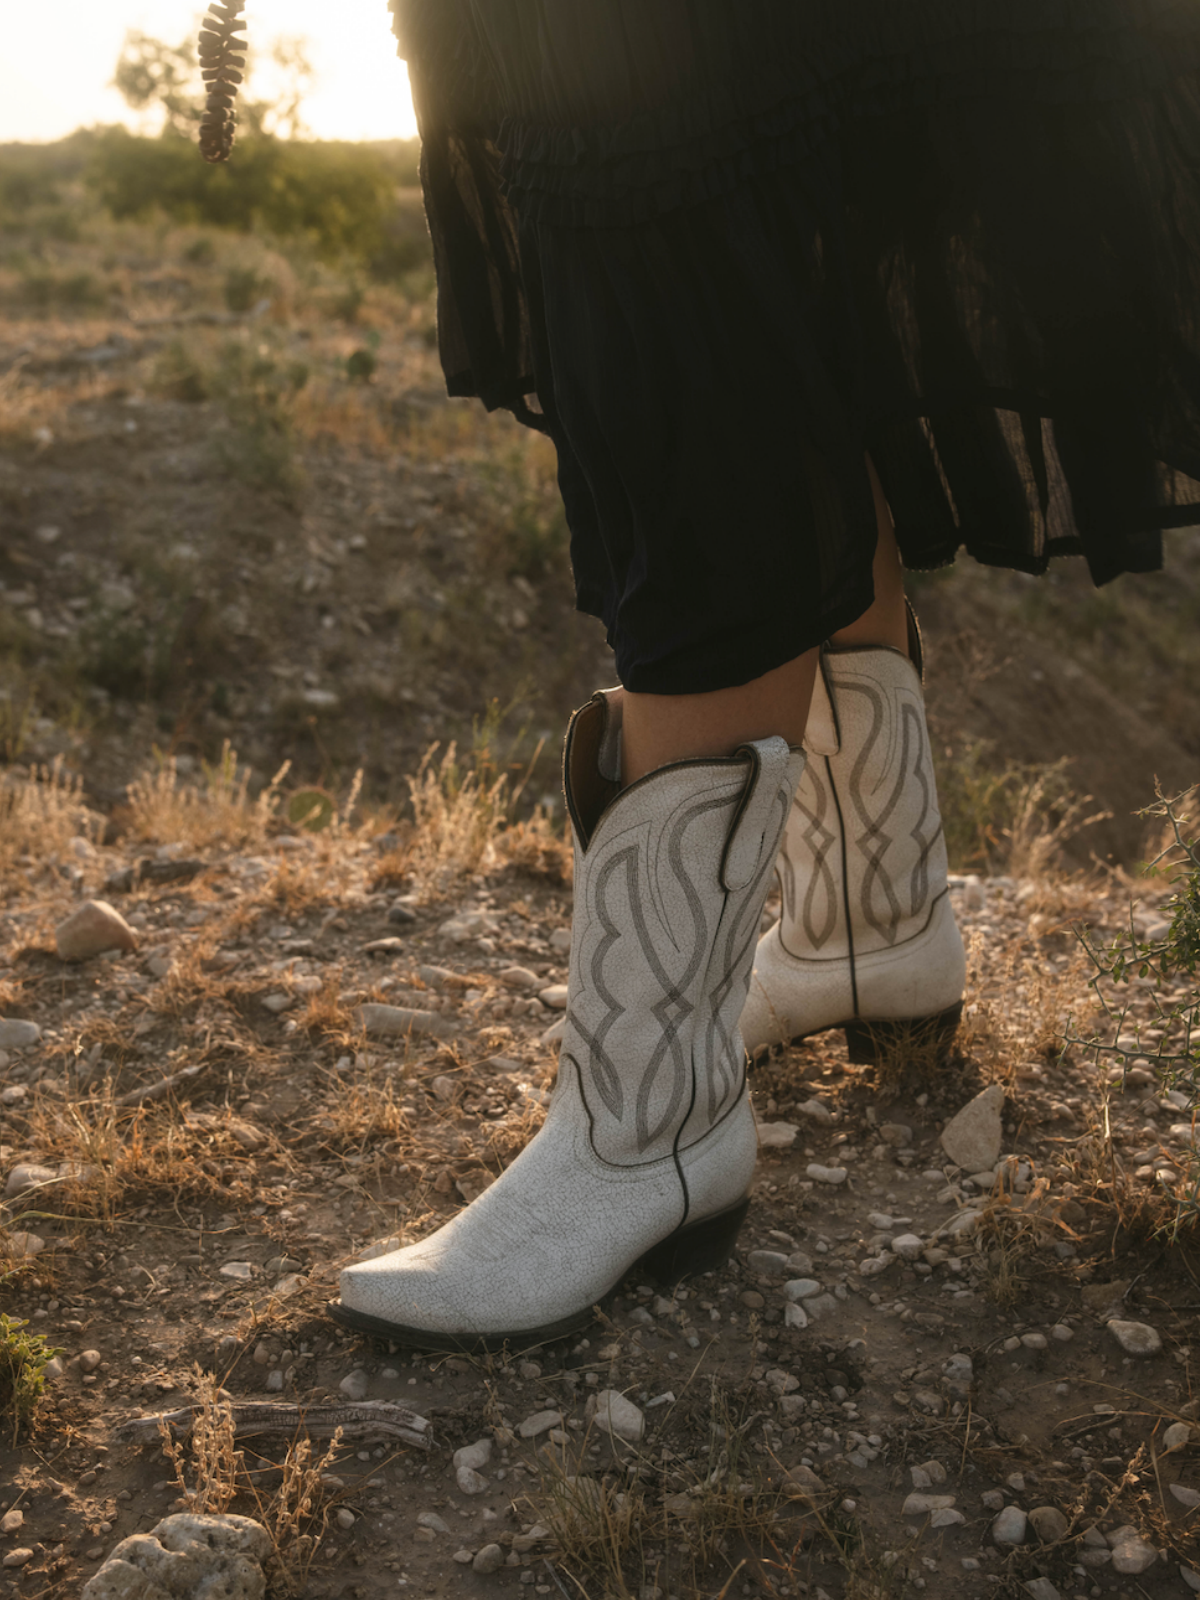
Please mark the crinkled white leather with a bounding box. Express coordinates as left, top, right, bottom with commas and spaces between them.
742, 646, 965, 1051
338, 712, 804, 1339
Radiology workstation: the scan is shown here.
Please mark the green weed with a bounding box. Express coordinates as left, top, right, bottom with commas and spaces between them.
0, 1312, 64, 1444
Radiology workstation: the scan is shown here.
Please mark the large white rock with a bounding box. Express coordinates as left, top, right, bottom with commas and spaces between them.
941, 1085, 1005, 1171
82, 1513, 270, 1600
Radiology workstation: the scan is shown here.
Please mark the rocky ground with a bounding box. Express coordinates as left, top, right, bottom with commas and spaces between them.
0, 777, 1198, 1600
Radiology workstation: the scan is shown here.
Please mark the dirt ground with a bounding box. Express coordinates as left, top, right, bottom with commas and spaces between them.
1, 808, 1198, 1600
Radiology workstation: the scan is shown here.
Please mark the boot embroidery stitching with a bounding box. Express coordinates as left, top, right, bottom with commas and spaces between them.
790, 774, 838, 951
901, 698, 936, 915
701, 777, 793, 1123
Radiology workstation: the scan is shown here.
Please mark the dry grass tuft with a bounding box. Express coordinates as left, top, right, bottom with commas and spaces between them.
125, 743, 289, 849
0, 758, 102, 891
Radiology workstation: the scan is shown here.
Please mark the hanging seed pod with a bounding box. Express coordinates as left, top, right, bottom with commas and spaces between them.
197, 0, 248, 163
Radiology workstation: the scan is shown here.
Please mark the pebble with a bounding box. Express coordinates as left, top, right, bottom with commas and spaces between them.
930, 1508, 965, 1527
593, 1390, 644, 1442
1169, 1484, 1200, 1509
538, 985, 569, 1009
740, 1290, 764, 1309
0, 1510, 23, 1534
548, 928, 572, 953
453, 1439, 493, 1473
806, 1164, 847, 1185
992, 1506, 1028, 1545
355, 1003, 454, 1040
902, 1493, 956, 1516
335, 1508, 356, 1530
5, 1232, 45, 1258
746, 1250, 790, 1275
453, 1548, 474, 1565
1028, 1505, 1068, 1541
1023, 1580, 1061, 1600
1182, 1567, 1200, 1593
417, 1512, 451, 1534
891, 1234, 923, 1260
266, 1370, 284, 1393
796, 1098, 834, 1125
940, 1084, 1005, 1171
1164, 1422, 1193, 1450
261, 992, 294, 1014
2, 1551, 33, 1569
783, 1303, 808, 1329
784, 1278, 821, 1302
497, 966, 540, 990
0, 1019, 40, 1050
456, 1467, 489, 1495
801, 1293, 838, 1321
55, 899, 138, 961
784, 1465, 823, 1499
757, 1122, 798, 1149
387, 904, 417, 926
1107, 1319, 1162, 1356
338, 1370, 369, 1402
219, 1261, 253, 1280
517, 1410, 562, 1439
1050, 1323, 1074, 1342
79, 1350, 102, 1373
1020, 1332, 1048, 1350
4, 1163, 56, 1198
473, 1544, 504, 1574
1109, 1528, 1157, 1574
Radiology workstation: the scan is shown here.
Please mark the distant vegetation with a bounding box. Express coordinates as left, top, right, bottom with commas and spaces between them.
0, 27, 425, 275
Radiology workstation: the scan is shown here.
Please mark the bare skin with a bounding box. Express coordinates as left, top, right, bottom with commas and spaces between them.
621, 460, 909, 782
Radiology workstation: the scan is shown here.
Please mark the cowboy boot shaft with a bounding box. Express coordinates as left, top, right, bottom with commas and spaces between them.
563, 693, 804, 1164
783, 646, 952, 965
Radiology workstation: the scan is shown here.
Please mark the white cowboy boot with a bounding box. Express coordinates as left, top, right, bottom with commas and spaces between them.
330, 691, 804, 1350
742, 621, 965, 1064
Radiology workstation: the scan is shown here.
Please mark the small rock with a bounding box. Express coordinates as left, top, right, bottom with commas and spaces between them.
453, 1549, 474, 1565
456, 1466, 489, 1495
0, 1510, 24, 1534
1181, 1566, 1200, 1593
4, 1163, 56, 1198
802, 1293, 839, 1321
219, 1261, 253, 1280
931, 1508, 965, 1527
356, 1003, 454, 1040
453, 1439, 493, 1473
746, 1250, 790, 1275
1028, 1505, 1068, 1541
2, 1551, 33, 1570
335, 1508, 355, 1531
981, 1490, 1005, 1512
593, 1390, 644, 1442
1023, 1580, 1061, 1600
79, 1349, 102, 1373
1020, 1332, 1048, 1350
473, 1544, 503, 1575
1169, 1484, 1200, 1509
538, 985, 569, 1009
260, 992, 294, 1014
1107, 1319, 1162, 1356
517, 1410, 562, 1439
757, 1122, 798, 1149
784, 1465, 823, 1500
796, 1098, 834, 1125
0, 1019, 40, 1050
1164, 1422, 1193, 1451
806, 1164, 847, 1185
387, 904, 417, 926
418, 1512, 451, 1534
1050, 1323, 1074, 1342
338, 1370, 369, 1402
916, 1459, 947, 1484
784, 1278, 821, 1302
891, 1234, 923, 1260
903, 1493, 956, 1516
5, 1231, 45, 1258
55, 900, 138, 962
1110, 1529, 1157, 1574
265, 1371, 284, 1393
497, 966, 540, 990
941, 1084, 1005, 1171
992, 1505, 1028, 1545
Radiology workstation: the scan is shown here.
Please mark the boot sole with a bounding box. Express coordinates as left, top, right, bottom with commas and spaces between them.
325, 1196, 751, 1354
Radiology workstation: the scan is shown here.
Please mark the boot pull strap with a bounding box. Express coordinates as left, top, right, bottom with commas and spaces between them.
721, 737, 799, 891
804, 653, 841, 757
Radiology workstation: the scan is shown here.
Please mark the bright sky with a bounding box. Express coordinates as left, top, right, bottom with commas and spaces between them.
1, 0, 417, 144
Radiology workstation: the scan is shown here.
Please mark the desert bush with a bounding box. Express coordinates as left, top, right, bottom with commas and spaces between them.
935, 740, 1106, 876
88, 128, 421, 269
0, 1314, 63, 1444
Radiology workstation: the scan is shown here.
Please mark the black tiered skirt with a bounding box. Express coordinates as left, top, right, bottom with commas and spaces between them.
392, 1, 1200, 693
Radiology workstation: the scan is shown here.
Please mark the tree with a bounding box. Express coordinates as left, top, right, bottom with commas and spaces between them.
111, 29, 313, 142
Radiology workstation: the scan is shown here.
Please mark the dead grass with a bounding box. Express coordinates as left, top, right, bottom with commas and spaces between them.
124, 744, 288, 850
0, 758, 102, 893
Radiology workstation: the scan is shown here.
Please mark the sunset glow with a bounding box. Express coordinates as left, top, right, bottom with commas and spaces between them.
1, 0, 417, 144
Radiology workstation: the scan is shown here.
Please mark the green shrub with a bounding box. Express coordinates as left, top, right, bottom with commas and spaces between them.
0, 1313, 63, 1444
87, 128, 422, 268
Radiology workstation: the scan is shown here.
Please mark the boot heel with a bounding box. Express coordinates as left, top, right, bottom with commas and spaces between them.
636, 1198, 751, 1284
843, 1002, 964, 1068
